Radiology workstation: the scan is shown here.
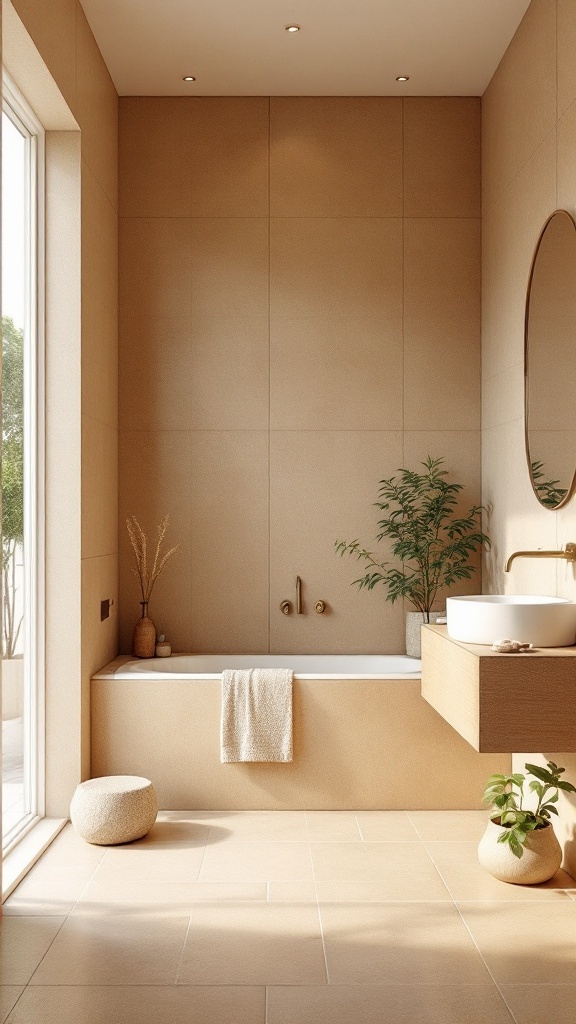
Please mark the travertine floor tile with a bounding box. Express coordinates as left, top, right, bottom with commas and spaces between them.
130, 820, 211, 845
267, 984, 514, 1024
407, 811, 488, 842
0, 987, 23, 1024
3, 986, 266, 1024
426, 842, 573, 901
28, 914, 189, 986
77, 878, 266, 912
458, 902, 576, 984
177, 902, 326, 985
89, 843, 206, 885
0, 918, 65, 985
192, 811, 309, 841
311, 842, 449, 900
501, 984, 576, 1024
268, 882, 318, 902
305, 812, 361, 842
320, 903, 491, 984
355, 811, 420, 842
199, 841, 314, 881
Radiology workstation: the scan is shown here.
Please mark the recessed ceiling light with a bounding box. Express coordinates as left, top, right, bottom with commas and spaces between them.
182, 75, 196, 82
395, 75, 410, 82
285, 24, 301, 32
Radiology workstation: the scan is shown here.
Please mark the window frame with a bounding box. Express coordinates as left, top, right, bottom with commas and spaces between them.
2, 70, 46, 853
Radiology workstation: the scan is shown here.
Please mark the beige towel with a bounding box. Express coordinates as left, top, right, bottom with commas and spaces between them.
220, 668, 293, 763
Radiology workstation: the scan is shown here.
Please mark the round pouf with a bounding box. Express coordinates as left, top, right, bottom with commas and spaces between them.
70, 776, 158, 845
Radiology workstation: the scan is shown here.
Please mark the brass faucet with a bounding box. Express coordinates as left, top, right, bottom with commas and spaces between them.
504, 542, 576, 573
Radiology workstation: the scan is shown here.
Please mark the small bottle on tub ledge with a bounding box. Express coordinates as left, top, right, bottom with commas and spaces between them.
155, 635, 172, 658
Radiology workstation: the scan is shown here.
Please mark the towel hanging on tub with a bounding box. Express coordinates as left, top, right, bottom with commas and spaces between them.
220, 668, 293, 763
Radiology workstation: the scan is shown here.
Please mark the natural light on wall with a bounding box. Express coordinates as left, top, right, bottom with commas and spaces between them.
2, 73, 45, 853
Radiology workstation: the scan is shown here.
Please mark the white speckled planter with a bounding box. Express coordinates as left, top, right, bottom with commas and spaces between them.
405, 611, 443, 659
478, 818, 562, 884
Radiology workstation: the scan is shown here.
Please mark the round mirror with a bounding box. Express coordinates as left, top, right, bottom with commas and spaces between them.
525, 209, 576, 509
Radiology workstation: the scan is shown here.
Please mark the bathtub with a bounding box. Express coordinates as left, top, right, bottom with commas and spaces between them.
95, 653, 422, 680
91, 654, 510, 810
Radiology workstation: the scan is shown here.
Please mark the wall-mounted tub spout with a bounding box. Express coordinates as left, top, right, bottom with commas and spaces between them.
504, 542, 576, 573
296, 576, 303, 614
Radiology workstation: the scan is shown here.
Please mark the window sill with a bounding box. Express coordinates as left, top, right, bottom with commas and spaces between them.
2, 817, 67, 900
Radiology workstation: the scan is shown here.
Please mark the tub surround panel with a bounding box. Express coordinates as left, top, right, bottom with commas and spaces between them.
119, 96, 270, 218
120, 314, 270, 432
482, 0, 576, 876
269, 97, 403, 218
270, 431, 405, 655
403, 98, 481, 218
91, 675, 509, 810
119, 96, 481, 654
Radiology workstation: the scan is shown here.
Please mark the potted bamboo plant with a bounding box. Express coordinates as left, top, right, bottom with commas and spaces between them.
335, 456, 490, 657
479, 761, 576, 884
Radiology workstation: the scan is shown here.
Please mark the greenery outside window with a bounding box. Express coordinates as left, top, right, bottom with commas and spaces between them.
2, 72, 45, 852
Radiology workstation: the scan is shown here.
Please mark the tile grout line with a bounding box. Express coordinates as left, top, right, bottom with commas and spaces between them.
307, 838, 330, 985
452, 903, 520, 1024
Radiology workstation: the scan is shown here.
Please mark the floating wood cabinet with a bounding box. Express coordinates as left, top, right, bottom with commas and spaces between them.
421, 625, 576, 753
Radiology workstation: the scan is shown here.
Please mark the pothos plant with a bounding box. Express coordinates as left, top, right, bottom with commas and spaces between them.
482, 761, 576, 858
335, 456, 490, 620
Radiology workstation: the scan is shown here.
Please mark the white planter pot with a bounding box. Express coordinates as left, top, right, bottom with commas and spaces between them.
478, 818, 562, 884
405, 611, 443, 659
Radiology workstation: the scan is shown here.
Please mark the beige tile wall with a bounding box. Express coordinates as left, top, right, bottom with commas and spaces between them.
10, 0, 119, 795
482, 0, 576, 874
119, 96, 481, 654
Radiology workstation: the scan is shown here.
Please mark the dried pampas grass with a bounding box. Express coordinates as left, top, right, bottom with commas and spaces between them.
126, 515, 178, 602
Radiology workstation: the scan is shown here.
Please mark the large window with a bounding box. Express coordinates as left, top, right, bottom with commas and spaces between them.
2, 75, 44, 851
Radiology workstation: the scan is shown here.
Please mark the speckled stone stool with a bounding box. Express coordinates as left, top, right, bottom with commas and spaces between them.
70, 775, 158, 845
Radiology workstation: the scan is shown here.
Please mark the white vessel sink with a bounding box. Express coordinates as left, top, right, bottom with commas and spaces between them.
446, 595, 576, 648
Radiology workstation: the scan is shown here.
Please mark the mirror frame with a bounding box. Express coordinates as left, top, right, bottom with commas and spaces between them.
524, 208, 576, 510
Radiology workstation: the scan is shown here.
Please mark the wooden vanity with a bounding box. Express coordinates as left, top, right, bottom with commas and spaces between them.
421, 625, 576, 753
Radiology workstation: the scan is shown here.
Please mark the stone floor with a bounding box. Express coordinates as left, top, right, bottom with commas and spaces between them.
1, 810, 576, 1023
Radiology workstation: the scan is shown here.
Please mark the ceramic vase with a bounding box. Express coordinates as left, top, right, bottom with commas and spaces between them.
132, 601, 156, 658
478, 818, 562, 884
405, 611, 443, 658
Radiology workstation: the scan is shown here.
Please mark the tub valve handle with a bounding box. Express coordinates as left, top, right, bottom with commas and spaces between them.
314, 600, 326, 614
280, 600, 292, 615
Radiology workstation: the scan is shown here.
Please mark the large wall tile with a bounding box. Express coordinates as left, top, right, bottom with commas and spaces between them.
119, 218, 191, 320
270, 97, 402, 217
12, 0, 77, 110
120, 98, 269, 218
120, 315, 269, 431
188, 432, 269, 653
187, 98, 269, 217
270, 431, 405, 654
557, 100, 576, 218
270, 218, 402, 319
404, 219, 481, 431
403, 98, 481, 218
82, 163, 118, 429
119, 99, 192, 218
270, 318, 402, 431
81, 416, 118, 560
119, 430, 193, 654
558, 0, 576, 119
190, 219, 269, 318
482, 133, 556, 382
482, 0, 556, 213
76, 4, 118, 210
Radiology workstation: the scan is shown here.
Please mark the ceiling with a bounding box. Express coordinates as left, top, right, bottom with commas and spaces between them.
80, 0, 531, 97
